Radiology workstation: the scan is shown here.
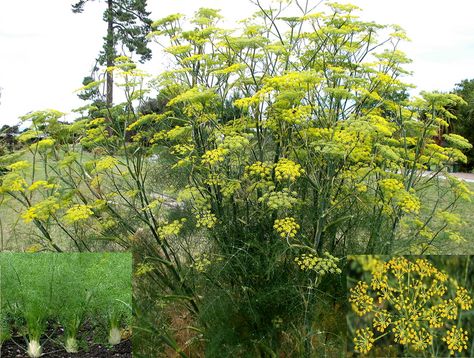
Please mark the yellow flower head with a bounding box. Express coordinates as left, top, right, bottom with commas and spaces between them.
192, 255, 212, 272
28, 180, 56, 191
273, 217, 299, 239
353, 327, 374, 354
245, 161, 273, 180
349, 281, 374, 316
1, 173, 27, 193
35, 138, 55, 151
196, 211, 217, 229
157, 219, 186, 239
64, 204, 93, 224
454, 287, 473, 311
7, 161, 31, 171
95, 156, 118, 171
442, 326, 468, 356
21, 197, 60, 223
201, 148, 228, 166
274, 158, 304, 181
294, 252, 341, 275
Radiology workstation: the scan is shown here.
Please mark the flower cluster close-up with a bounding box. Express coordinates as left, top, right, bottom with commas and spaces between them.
348, 256, 474, 357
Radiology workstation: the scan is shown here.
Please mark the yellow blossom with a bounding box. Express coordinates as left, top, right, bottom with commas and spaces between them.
95, 156, 118, 171
397, 192, 421, 214
34, 138, 55, 151
442, 326, 468, 355
157, 219, 186, 239
21, 197, 60, 223
274, 158, 304, 181
196, 211, 217, 229
201, 148, 228, 166
353, 327, 374, 354
64, 204, 93, 223
294, 252, 341, 275
28, 181, 56, 191
7, 161, 30, 171
245, 161, 273, 180
1, 173, 28, 192
191, 254, 212, 273
273, 217, 299, 238
454, 287, 473, 310
349, 281, 373, 316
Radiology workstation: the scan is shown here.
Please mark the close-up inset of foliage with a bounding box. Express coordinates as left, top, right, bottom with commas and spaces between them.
0, 253, 132, 357
348, 256, 474, 357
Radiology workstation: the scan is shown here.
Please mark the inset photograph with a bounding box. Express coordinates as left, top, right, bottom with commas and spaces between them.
0, 253, 132, 357
347, 256, 474, 357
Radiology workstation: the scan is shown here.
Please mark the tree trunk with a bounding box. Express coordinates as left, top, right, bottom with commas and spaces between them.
106, 0, 114, 107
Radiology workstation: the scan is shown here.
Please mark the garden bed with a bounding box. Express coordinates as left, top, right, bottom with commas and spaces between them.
0, 253, 132, 358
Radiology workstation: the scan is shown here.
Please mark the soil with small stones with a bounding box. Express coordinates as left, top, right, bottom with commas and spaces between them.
1, 325, 131, 358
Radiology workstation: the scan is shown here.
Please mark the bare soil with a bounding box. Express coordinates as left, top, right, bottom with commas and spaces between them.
1, 325, 131, 358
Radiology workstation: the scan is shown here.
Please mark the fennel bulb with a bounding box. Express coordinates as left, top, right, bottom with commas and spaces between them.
65, 336, 79, 353
27, 340, 42, 358
108, 327, 121, 345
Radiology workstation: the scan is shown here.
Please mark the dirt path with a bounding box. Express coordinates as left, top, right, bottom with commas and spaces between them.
450, 172, 474, 182
422, 171, 474, 183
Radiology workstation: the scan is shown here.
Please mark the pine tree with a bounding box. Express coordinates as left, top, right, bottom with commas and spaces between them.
72, 0, 152, 106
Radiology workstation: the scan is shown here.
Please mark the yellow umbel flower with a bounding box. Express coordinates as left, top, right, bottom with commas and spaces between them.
397, 192, 421, 214
353, 327, 374, 354
410, 327, 432, 352
379, 178, 404, 198
349, 281, 374, 316
273, 217, 299, 238
64, 204, 93, 224
274, 158, 304, 181
259, 189, 298, 210
454, 287, 473, 310
7, 161, 30, 171
95, 156, 118, 171
35, 138, 55, 151
21, 197, 60, 223
245, 161, 273, 180
191, 254, 213, 273
157, 219, 186, 239
294, 252, 341, 274
201, 148, 228, 166
442, 326, 468, 356
28, 180, 56, 191
373, 310, 391, 332
350, 257, 472, 355
196, 211, 218, 229
1, 173, 27, 192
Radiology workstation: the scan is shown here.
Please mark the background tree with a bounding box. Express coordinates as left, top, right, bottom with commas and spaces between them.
0, 125, 20, 154
452, 79, 474, 171
72, 0, 153, 106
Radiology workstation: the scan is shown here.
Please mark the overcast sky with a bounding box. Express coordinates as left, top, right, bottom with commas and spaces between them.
1, 0, 473, 126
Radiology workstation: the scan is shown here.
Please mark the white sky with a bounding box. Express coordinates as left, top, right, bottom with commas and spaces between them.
0, 0, 474, 126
